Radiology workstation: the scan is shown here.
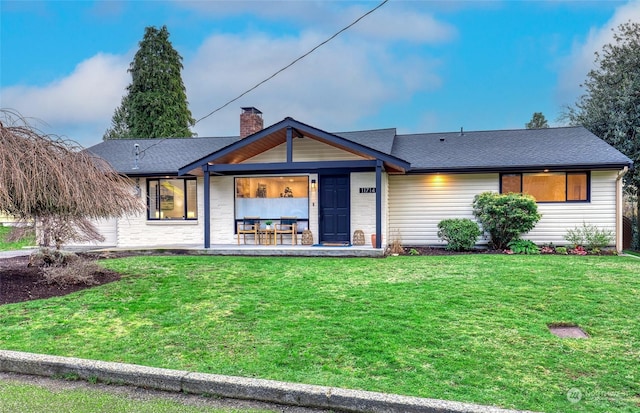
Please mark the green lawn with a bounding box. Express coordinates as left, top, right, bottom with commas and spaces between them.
0, 255, 638, 412
0, 379, 273, 413
0, 225, 35, 251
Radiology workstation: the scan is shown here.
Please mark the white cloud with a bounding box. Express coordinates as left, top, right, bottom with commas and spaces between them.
185, 30, 443, 137
1, 2, 452, 146
1, 53, 129, 143
175, 0, 456, 44
557, 1, 640, 106
347, 3, 456, 43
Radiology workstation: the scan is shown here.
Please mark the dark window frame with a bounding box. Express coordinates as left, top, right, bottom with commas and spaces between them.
499, 171, 590, 203
147, 177, 198, 220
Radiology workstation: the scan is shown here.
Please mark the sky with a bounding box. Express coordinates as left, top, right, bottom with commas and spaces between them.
1, 0, 639, 148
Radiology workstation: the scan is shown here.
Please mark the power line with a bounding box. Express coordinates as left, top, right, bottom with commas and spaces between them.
138, 0, 388, 157
195, 0, 389, 124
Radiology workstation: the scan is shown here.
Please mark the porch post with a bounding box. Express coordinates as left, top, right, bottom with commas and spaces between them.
375, 160, 382, 249
286, 127, 293, 163
203, 166, 211, 248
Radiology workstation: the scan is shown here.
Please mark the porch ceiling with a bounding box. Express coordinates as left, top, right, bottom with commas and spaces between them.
179, 117, 410, 176
214, 129, 377, 165
215, 129, 287, 164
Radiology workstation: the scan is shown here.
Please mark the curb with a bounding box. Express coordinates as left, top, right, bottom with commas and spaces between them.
0, 350, 537, 413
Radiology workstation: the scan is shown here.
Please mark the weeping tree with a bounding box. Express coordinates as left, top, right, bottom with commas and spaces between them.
1, 110, 144, 250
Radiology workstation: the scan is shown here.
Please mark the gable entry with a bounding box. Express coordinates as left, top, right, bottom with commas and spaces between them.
178, 111, 410, 248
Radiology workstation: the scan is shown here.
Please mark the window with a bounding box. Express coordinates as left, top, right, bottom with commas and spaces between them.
235, 176, 309, 229
500, 172, 589, 202
148, 178, 197, 220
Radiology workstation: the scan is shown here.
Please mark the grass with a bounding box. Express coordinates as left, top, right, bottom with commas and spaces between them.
0, 225, 35, 251
0, 255, 639, 412
0, 380, 274, 413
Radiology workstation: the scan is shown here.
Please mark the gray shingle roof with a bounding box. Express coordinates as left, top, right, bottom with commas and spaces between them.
334, 128, 397, 154
86, 125, 632, 175
87, 137, 239, 175
392, 126, 632, 172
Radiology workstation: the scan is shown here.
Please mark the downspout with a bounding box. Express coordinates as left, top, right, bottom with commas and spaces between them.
616, 166, 629, 253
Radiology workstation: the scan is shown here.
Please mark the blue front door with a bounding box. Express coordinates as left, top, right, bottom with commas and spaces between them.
319, 174, 350, 243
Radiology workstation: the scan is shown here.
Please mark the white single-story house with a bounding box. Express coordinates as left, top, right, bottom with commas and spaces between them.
86, 107, 633, 251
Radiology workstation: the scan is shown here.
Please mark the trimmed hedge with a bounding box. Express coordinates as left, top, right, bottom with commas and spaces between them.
437, 218, 482, 251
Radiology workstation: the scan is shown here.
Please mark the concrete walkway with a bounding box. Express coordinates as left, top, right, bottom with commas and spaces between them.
0, 350, 538, 413
0, 248, 35, 259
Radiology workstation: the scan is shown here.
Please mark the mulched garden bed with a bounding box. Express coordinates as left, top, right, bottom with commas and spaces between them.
0, 256, 120, 305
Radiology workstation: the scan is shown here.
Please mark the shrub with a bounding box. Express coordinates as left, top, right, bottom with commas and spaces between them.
29, 248, 101, 286
507, 239, 540, 255
41, 258, 100, 287
472, 192, 542, 250
408, 248, 420, 256
29, 248, 78, 267
555, 246, 568, 255
564, 222, 613, 250
437, 218, 481, 251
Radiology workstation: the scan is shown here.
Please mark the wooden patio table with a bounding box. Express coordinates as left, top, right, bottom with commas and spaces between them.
258, 228, 277, 245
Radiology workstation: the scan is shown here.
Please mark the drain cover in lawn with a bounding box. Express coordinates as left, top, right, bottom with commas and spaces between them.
548, 324, 589, 338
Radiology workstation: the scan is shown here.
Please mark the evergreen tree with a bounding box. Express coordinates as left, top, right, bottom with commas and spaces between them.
566, 21, 640, 247
103, 99, 130, 139
525, 112, 549, 129
104, 25, 194, 140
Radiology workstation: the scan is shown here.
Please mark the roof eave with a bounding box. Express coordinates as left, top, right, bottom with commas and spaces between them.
407, 162, 633, 174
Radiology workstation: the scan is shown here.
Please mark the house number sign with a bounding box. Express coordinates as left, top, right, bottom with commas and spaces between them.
359, 187, 376, 193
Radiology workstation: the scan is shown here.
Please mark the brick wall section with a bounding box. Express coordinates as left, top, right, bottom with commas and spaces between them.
351, 172, 387, 247
240, 107, 263, 139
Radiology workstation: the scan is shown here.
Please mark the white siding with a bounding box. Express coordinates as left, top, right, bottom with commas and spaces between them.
389, 174, 496, 246
388, 171, 619, 247
292, 139, 364, 162
246, 139, 364, 163
525, 171, 617, 246
65, 217, 118, 248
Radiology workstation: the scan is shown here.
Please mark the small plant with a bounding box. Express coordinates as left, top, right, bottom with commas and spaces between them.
555, 246, 568, 255
409, 248, 420, 256
569, 245, 588, 256
387, 229, 404, 255
472, 192, 542, 250
540, 244, 555, 254
437, 218, 481, 251
564, 222, 613, 250
507, 239, 540, 255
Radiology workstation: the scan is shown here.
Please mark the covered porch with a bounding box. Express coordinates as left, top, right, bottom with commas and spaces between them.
178, 116, 409, 250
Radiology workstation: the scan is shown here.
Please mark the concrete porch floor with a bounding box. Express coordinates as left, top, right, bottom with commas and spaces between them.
88, 243, 385, 258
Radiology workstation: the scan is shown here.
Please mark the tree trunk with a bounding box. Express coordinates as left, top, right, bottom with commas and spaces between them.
636, 197, 640, 250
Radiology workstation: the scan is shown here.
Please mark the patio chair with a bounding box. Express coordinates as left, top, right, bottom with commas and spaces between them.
237, 217, 259, 245
275, 216, 298, 245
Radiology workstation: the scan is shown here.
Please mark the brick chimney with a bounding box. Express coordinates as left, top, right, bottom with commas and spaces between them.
240, 107, 263, 139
